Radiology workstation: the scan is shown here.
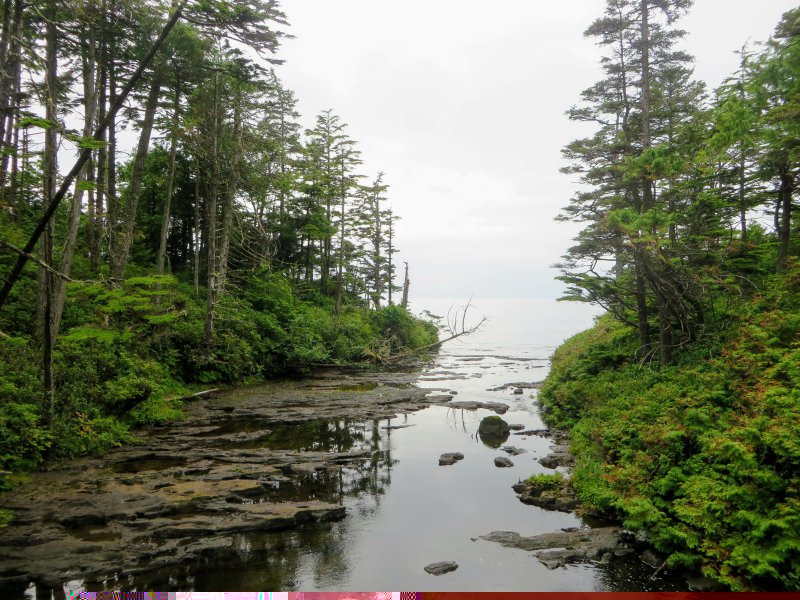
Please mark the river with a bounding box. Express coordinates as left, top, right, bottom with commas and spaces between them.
1, 298, 684, 595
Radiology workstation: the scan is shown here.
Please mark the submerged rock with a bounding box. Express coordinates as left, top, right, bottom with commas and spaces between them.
439, 452, 465, 466
500, 446, 527, 456
508, 424, 526, 431
494, 457, 514, 468
424, 561, 459, 575
513, 388, 524, 395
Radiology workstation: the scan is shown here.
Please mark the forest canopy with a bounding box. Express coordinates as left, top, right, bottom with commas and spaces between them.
0, 0, 436, 483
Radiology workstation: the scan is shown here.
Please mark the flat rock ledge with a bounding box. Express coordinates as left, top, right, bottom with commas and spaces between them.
481, 528, 634, 570
447, 400, 509, 415
424, 561, 459, 575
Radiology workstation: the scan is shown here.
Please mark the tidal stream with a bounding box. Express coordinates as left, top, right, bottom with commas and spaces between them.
1, 332, 684, 595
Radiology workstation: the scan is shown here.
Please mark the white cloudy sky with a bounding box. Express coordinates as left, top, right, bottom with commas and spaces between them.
274, 1, 797, 301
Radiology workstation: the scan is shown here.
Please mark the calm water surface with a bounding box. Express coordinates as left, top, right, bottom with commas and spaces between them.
45, 298, 682, 592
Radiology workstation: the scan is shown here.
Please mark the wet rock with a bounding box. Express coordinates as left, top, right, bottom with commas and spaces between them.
478, 416, 510, 436
538, 445, 574, 469
641, 548, 665, 568
500, 446, 527, 456
478, 416, 511, 448
513, 388, 524, 395
494, 457, 514, 468
481, 528, 632, 568
687, 576, 725, 591
487, 381, 543, 392
439, 452, 465, 466
447, 400, 509, 414
512, 479, 580, 513
423, 395, 454, 404
513, 429, 549, 437
424, 561, 459, 575
508, 424, 526, 431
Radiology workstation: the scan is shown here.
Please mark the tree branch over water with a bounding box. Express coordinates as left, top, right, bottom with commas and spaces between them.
382, 299, 486, 364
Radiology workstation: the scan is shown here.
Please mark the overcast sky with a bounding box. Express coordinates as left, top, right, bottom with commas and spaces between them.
274, 1, 798, 302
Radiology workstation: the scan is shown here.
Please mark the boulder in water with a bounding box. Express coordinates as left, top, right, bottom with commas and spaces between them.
424, 561, 459, 575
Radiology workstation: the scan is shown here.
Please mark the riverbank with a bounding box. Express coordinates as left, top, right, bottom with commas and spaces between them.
0, 339, 683, 593
0, 273, 438, 492
538, 270, 800, 591
0, 370, 453, 592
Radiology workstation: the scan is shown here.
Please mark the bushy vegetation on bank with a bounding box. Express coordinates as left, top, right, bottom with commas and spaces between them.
0, 272, 436, 489
540, 265, 800, 591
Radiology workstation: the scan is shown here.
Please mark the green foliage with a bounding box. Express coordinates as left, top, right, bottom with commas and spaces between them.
541, 272, 800, 590
526, 472, 564, 489
0, 508, 13, 527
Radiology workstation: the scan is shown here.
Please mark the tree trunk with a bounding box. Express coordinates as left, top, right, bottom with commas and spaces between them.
400, 262, 410, 310
51, 40, 98, 340
776, 170, 793, 273
157, 82, 181, 275
111, 69, 164, 280
217, 98, 242, 294
106, 7, 118, 271
41, 0, 58, 424
204, 72, 220, 347
193, 163, 201, 296
335, 155, 347, 313
387, 212, 394, 306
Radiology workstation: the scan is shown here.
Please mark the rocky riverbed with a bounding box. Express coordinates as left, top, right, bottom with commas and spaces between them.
0, 371, 454, 590
0, 350, 688, 593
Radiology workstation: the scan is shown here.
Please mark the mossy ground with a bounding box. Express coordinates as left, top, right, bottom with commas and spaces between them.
540, 268, 800, 591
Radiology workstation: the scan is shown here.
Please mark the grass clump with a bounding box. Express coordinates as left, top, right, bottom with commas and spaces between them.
526, 472, 565, 489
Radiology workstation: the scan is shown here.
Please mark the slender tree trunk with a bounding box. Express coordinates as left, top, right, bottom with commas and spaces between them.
633, 253, 651, 352
41, 0, 58, 423
217, 98, 242, 293
52, 41, 98, 339
372, 200, 381, 309
94, 5, 108, 272
400, 262, 409, 310
193, 164, 201, 296
106, 2, 119, 270
111, 69, 164, 280
204, 72, 220, 346
776, 170, 793, 273
335, 156, 346, 313
387, 212, 394, 306
0, 0, 21, 154
157, 82, 181, 275
0, 0, 21, 201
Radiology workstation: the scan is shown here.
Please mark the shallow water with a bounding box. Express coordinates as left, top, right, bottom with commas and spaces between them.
61, 342, 680, 593
13, 299, 686, 595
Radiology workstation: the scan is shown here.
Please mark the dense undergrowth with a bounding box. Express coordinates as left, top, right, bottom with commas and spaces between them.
0, 272, 437, 489
540, 263, 800, 591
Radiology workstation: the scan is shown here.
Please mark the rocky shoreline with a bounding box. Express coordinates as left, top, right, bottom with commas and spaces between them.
0, 370, 455, 589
